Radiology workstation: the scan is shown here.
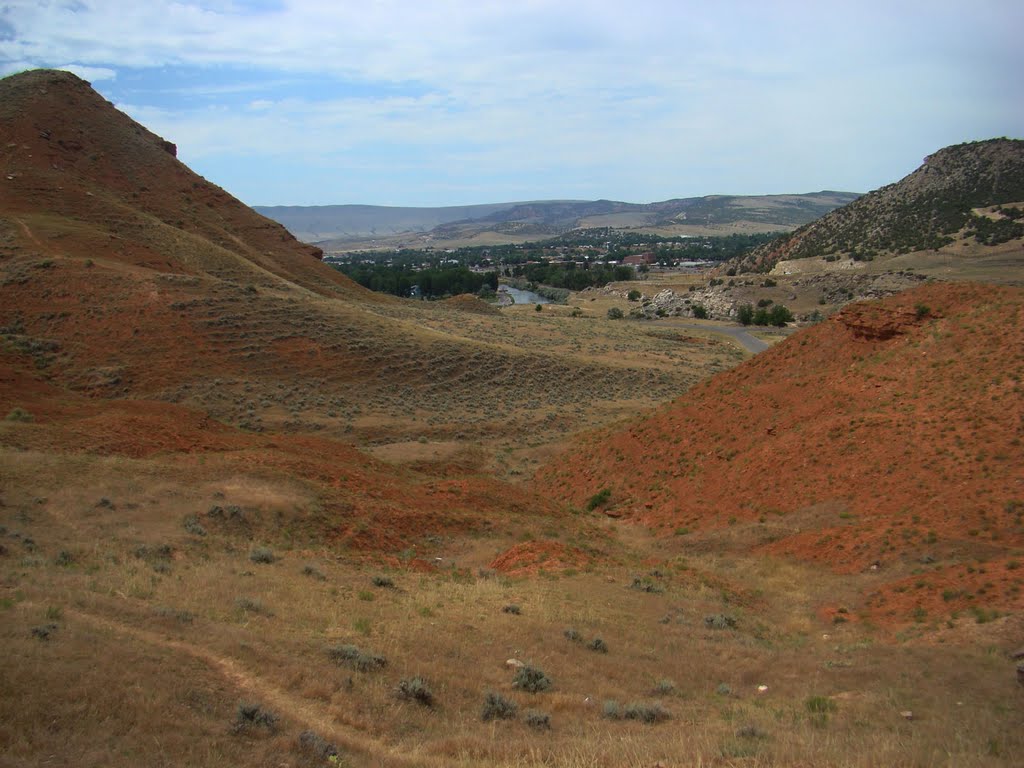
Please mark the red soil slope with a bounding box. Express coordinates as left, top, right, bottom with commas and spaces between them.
0, 70, 573, 553
536, 283, 1024, 620
0, 69, 370, 299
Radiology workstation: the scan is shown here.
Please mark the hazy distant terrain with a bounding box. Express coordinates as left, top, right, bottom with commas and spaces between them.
256, 192, 861, 248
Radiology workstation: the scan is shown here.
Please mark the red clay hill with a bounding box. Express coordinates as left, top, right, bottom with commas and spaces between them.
0, 69, 367, 295
0, 69, 573, 554
535, 282, 1024, 623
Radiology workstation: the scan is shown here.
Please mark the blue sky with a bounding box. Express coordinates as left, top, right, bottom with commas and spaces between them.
2, 1, 1022, 207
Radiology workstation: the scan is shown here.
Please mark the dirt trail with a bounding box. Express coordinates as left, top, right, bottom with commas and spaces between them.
11, 216, 52, 255
67, 609, 445, 768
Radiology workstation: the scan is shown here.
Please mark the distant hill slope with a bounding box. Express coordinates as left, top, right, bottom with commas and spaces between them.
257, 192, 860, 245
733, 138, 1024, 273
535, 281, 1024, 580
252, 201, 540, 241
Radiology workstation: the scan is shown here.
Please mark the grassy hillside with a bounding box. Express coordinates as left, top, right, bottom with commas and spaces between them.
733, 138, 1024, 273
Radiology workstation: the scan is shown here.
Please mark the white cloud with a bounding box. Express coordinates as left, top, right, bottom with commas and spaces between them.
54, 63, 117, 81
2, 1, 1023, 204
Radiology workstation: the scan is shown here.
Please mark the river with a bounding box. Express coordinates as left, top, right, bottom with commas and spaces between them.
497, 285, 551, 305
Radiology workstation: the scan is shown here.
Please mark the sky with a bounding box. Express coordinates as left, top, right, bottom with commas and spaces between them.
1, 1, 1023, 208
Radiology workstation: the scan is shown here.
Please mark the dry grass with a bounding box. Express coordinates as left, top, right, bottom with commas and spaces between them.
1, 450, 1022, 767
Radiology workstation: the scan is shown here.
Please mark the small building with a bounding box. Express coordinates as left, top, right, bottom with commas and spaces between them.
623, 253, 657, 267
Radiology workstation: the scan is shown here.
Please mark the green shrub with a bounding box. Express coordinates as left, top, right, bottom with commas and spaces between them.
607, 307, 624, 320
54, 550, 74, 567
302, 564, 326, 581
624, 702, 671, 724
249, 547, 275, 564
502, 604, 522, 615
481, 691, 518, 721
654, 678, 676, 695
692, 304, 708, 319
233, 702, 278, 733
564, 628, 582, 642
524, 709, 551, 730
297, 730, 339, 760
704, 613, 737, 630
806, 694, 836, 726
31, 624, 58, 641
627, 290, 642, 301
182, 515, 207, 536
588, 637, 608, 653
396, 676, 435, 707
630, 575, 664, 594
235, 597, 271, 616
372, 575, 395, 588
327, 643, 386, 672
602, 700, 621, 719
586, 488, 611, 511
4, 407, 33, 423
513, 665, 551, 693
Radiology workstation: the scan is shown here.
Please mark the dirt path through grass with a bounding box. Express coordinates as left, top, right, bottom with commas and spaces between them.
67, 609, 445, 768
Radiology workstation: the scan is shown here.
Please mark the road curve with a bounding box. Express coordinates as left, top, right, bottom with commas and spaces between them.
651, 320, 773, 354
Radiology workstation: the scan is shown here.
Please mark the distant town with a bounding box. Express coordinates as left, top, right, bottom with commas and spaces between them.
326, 229, 779, 299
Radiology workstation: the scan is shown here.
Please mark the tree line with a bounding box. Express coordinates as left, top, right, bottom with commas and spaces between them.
334, 264, 499, 299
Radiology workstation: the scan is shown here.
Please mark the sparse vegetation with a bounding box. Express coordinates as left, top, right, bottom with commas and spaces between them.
512, 665, 552, 693
297, 730, 339, 760
182, 515, 207, 536
249, 546, 275, 564
704, 613, 737, 630
4, 407, 33, 422
327, 643, 387, 672
586, 488, 611, 511
396, 676, 435, 707
523, 709, 551, 730
481, 691, 518, 721
302, 564, 326, 581
624, 702, 672, 724
233, 702, 279, 733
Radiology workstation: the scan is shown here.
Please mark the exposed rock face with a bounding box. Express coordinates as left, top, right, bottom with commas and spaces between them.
838, 305, 927, 341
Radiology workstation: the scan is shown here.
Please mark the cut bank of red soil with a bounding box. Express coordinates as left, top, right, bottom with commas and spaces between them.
488, 540, 592, 575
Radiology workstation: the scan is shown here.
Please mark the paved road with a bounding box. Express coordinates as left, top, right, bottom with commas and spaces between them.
650, 320, 783, 354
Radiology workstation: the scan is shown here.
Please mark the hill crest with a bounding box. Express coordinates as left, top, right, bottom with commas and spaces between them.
0, 68, 368, 299
732, 138, 1024, 273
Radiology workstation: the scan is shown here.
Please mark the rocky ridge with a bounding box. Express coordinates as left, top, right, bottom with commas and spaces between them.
730, 138, 1024, 273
